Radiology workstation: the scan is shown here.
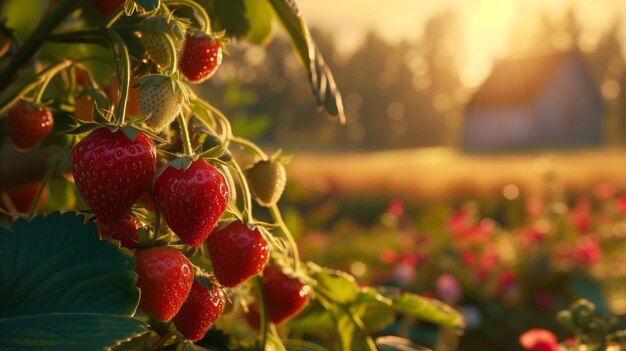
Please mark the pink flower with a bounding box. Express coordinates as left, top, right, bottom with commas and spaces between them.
616, 195, 626, 216
436, 273, 463, 304
460, 250, 477, 266
571, 198, 592, 233
573, 235, 602, 265
519, 226, 547, 248
594, 182, 615, 200
519, 329, 558, 351
379, 248, 398, 265
387, 199, 404, 217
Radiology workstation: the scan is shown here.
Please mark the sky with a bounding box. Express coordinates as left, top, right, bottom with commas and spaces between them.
296, 0, 626, 87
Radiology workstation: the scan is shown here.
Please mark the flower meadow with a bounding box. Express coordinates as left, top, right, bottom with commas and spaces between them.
293, 177, 626, 350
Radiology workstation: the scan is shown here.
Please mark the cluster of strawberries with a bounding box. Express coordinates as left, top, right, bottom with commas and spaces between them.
3, 0, 308, 342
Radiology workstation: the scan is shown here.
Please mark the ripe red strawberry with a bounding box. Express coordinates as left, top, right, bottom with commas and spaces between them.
71, 128, 156, 223
94, 0, 125, 15
180, 32, 223, 83
135, 247, 194, 321
262, 265, 310, 325
173, 280, 225, 341
6, 100, 54, 150
137, 75, 183, 133
96, 217, 142, 249
6, 182, 49, 213
207, 221, 269, 287
154, 158, 229, 247
246, 160, 286, 207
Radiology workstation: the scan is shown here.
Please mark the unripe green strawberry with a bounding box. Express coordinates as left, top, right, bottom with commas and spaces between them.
246, 160, 286, 207
142, 31, 173, 69
138, 75, 183, 133
140, 15, 185, 70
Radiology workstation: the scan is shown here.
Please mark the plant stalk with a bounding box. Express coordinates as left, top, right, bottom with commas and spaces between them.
0, 0, 78, 93
27, 166, 54, 219
269, 204, 301, 271
177, 113, 193, 156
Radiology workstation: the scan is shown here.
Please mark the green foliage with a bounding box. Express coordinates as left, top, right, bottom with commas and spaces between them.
289, 267, 463, 351
0, 212, 145, 350
267, 0, 345, 123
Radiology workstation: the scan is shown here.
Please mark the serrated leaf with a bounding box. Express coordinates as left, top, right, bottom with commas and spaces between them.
0, 314, 146, 351
0, 212, 144, 350
287, 300, 335, 332
0, 212, 140, 317
267, 0, 345, 123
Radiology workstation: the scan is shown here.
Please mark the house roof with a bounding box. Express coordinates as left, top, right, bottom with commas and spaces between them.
466, 51, 576, 109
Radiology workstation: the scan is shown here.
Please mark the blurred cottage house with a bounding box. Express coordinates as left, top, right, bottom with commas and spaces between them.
462, 51, 604, 150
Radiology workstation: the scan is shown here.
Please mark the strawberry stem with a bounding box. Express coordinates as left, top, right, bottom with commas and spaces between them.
176, 113, 194, 156
0, 59, 72, 114
0, 0, 78, 93
164, 0, 212, 35
148, 329, 176, 351
227, 159, 253, 223
269, 204, 301, 272
27, 166, 53, 219
255, 276, 269, 351
106, 29, 131, 126
230, 136, 268, 160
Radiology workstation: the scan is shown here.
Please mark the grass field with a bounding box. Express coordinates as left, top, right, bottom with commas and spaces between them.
287, 147, 626, 203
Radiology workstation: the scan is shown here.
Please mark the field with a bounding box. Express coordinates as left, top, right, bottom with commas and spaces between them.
288, 147, 626, 202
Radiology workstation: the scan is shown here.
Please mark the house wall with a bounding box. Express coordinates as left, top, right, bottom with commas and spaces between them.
463, 107, 534, 149
532, 56, 604, 146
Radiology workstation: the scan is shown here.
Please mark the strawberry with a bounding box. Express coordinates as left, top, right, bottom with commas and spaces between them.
6, 181, 49, 213
96, 217, 142, 249
173, 280, 225, 341
262, 265, 310, 325
71, 128, 156, 223
6, 100, 54, 150
140, 16, 184, 70
135, 247, 194, 321
246, 160, 286, 207
207, 221, 269, 287
154, 158, 229, 247
179, 32, 223, 83
137, 75, 183, 133
94, 0, 125, 15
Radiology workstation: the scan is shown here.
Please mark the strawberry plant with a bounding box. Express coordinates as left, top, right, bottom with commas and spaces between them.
0, 1, 464, 350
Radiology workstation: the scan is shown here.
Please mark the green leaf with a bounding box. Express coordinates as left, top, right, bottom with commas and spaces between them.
0, 212, 144, 349
0, 314, 145, 351
375, 336, 432, 351
267, 0, 345, 123
287, 300, 335, 332
243, 0, 274, 44
387, 292, 464, 329
0, 212, 140, 316
311, 268, 360, 305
